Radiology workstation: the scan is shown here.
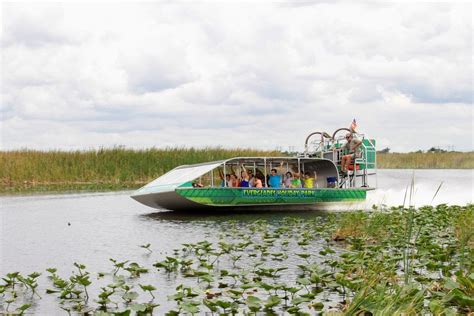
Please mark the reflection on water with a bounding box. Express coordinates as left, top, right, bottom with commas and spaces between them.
0, 169, 472, 314
141, 209, 329, 222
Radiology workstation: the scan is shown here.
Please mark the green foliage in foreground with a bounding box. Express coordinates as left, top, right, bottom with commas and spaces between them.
1, 204, 473, 315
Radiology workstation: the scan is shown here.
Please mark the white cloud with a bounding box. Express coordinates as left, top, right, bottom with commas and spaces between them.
1, 2, 472, 152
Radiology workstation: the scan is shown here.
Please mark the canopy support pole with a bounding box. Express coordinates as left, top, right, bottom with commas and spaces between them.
223, 163, 227, 187
263, 158, 267, 187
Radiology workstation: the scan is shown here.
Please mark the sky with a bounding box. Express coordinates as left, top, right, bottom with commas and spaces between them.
1, 1, 473, 152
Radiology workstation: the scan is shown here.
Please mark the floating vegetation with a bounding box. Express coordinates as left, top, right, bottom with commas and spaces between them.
1, 204, 473, 314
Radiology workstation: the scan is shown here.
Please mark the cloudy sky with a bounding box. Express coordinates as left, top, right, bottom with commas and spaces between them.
1, 2, 472, 152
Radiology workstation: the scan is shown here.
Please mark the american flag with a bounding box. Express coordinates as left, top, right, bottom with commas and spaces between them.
350, 119, 357, 132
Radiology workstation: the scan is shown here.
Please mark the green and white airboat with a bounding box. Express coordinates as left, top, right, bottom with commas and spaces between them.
131, 128, 377, 211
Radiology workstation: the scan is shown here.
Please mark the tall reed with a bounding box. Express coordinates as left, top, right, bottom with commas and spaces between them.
377, 152, 474, 169
403, 173, 416, 285
1, 148, 473, 193
0, 147, 283, 192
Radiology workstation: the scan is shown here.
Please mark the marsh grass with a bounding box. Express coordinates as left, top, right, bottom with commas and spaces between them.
346, 280, 425, 315
454, 206, 474, 271
331, 211, 391, 243
331, 205, 474, 314
0, 147, 282, 193
377, 152, 474, 169
1, 149, 472, 193
403, 173, 417, 285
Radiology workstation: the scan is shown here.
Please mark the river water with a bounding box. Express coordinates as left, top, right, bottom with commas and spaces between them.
0, 169, 472, 314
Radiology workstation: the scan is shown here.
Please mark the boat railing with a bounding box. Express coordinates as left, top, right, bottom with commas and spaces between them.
186, 127, 376, 190
305, 130, 377, 189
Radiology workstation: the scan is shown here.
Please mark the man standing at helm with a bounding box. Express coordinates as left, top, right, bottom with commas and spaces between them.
340, 133, 362, 175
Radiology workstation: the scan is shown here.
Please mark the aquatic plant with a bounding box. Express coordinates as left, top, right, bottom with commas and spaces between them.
1, 204, 473, 314
139, 243, 153, 254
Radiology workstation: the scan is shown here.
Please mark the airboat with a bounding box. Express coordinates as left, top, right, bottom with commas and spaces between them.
131, 127, 376, 211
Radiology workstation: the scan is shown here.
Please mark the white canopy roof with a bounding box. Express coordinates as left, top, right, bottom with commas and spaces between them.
132, 156, 341, 196
143, 161, 224, 189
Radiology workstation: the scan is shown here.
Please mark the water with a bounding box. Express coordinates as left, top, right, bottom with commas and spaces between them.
0, 169, 472, 314
368, 169, 473, 207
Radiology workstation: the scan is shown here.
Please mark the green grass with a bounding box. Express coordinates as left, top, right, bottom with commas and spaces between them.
0, 149, 472, 193
0, 147, 283, 193
377, 152, 474, 169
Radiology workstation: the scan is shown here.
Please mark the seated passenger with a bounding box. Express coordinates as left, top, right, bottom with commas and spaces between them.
255, 169, 266, 187
192, 182, 204, 188
218, 168, 231, 187
284, 171, 293, 188
290, 172, 302, 188
229, 174, 239, 187
303, 171, 317, 188
254, 175, 263, 188
239, 169, 250, 187
268, 168, 282, 188
248, 169, 255, 187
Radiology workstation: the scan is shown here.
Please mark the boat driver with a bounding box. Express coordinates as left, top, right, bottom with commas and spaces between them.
340, 133, 362, 175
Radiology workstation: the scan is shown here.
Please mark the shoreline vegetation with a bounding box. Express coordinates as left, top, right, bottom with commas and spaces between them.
1, 205, 473, 314
1, 148, 473, 194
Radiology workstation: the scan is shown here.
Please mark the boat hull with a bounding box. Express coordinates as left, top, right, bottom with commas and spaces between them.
131, 187, 367, 211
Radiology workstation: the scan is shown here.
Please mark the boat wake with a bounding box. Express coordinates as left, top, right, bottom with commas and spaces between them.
366, 178, 472, 209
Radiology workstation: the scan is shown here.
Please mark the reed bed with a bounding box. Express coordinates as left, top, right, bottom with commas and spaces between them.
377, 152, 474, 169
1, 149, 472, 193
0, 148, 283, 193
